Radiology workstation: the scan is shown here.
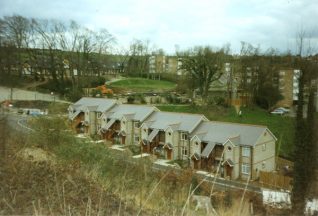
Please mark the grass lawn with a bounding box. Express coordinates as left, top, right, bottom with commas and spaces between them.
157, 104, 295, 160
109, 78, 176, 92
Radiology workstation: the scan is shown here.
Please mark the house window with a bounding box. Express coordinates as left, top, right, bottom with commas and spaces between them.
195, 141, 199, 146
134, 122, 140, 128
143, 129, 147, 132
242, 147, 250, 157
242, 163, 250, 175
182, 146, 188, 156
168, 132, 172, 136
122, 121, 126, 125
134, 135, 140, 142
181, 132, 188, 140
262, 144, 266, 151
227, 146, 232, 152
97, 113, 102, 119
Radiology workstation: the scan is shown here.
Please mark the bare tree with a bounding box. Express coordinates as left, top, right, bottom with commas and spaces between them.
178, 46, 228, 100
3, 15, 30, 77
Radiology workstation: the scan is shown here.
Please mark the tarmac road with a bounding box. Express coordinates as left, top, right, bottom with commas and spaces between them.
0, 86, 67, 103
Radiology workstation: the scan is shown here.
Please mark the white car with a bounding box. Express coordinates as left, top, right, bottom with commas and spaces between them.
275, 107, 290, 113
270, 109, 285, 115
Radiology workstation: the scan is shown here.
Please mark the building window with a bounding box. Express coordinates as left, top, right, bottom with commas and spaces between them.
262, 144, 266, 151
97, 113, 102, 119
122, 121, 125, 125
242, 147, 250, 157
181, 132, 188, 140
134, 122, 140, 128
242, 163, 250, 175
134, 135, 140, 142
195, 141, 199, 146
227, 146, 232, 152
143, 129, 147, 132
182, 146, 188, 156
168, 132, 172, 136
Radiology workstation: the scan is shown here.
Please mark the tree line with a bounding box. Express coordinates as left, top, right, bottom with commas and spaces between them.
0, 15, 117, 98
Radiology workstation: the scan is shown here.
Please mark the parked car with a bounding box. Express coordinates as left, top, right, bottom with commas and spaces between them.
270, 107, 290, 115
270, 109, 285, 115
275, 107, 290, 113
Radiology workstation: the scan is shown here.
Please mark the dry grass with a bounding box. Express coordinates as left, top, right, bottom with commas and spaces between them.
1, 115, 273, 215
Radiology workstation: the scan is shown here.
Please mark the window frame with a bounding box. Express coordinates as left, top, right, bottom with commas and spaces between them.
241, 163, 250, 175
180, 132, 188, 141
134, 122, 140, 128
134, 134, 140, 142
181, 146, 188, 156
242, 147, 250, 157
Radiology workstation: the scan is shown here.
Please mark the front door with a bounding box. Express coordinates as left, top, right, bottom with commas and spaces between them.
193, 159, 200, 169
166, 149, 172, 160
121, 136, 126, 145
225, 165, 232, 179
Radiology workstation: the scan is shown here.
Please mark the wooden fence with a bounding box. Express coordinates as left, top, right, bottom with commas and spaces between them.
276, 157, 294, 170
259, 171, 293, 190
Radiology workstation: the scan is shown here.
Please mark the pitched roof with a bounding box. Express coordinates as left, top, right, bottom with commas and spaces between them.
106, 104, 157, 122
71, 97, 117, 113
143, 111, 206, 133
191, 121, 273, 146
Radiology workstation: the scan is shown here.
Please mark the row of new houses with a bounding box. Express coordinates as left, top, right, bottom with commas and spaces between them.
69, 97, 277, 181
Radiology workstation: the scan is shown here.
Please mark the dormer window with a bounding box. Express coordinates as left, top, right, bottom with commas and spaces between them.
168, 132, 172, 136
195, 141, 199, 146
227, 146, 232, 152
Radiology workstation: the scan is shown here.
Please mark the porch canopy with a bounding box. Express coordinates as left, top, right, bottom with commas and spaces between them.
163, 142, 173, 150
201, 141, 216, 158
222, 159, 234, 167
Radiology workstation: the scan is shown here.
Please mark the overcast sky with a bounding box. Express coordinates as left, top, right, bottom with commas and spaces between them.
1, 0, 317, 54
